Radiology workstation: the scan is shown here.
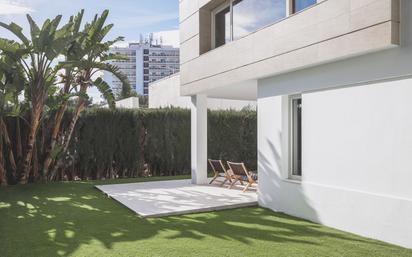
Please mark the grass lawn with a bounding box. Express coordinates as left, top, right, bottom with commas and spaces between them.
0, 177, 411, 257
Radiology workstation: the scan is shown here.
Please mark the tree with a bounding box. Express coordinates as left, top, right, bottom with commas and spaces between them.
0, 15, 77, 183
41, 10, 85, 178
47, 10, 130, 180
0, 46, 26, 185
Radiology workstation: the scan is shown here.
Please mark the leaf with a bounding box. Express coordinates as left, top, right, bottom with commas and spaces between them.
0, 22, 30, 46
100, 53, 128, 62
26, 15, 40, 47
0, 38, 22, 54
93, 77, 115, 109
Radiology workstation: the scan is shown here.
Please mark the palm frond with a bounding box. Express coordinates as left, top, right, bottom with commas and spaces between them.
93, 77, 115, 109
0, 22, 30, 46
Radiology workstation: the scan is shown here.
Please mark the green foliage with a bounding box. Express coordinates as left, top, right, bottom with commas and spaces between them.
3, 108, 256, 181
71, 108, 256, 179
93, 78, 115, 109
208, 109, 257, 170
141, 108, 191, 176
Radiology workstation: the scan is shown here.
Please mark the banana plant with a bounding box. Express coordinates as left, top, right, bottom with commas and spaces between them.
48, 10, 130, 181
41, 10, 85, 177
0, 14, 77, 183
0, 50, 26, 185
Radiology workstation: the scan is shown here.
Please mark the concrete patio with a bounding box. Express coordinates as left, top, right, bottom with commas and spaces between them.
95, 179, 258, 218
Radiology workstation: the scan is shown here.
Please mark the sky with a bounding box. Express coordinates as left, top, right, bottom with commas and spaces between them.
0, 0, 180, 102
0, 0, 180, 46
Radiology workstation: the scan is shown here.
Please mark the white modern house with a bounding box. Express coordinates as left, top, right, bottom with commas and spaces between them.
180, 0, 412, 249
149, 73, 256, 110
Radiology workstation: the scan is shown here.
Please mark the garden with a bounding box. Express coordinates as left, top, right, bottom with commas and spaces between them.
1, 9, 412, 257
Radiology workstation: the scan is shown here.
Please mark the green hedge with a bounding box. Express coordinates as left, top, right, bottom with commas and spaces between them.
4, 108, 257, 181
74, 108, 257, 179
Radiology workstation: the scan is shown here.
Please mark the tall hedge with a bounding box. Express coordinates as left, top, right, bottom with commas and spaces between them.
208, 110, 257, 171
4, 108, 257, 181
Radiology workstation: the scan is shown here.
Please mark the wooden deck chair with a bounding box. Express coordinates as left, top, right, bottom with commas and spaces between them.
227, 162, 258, 192
208, 159, 233, 186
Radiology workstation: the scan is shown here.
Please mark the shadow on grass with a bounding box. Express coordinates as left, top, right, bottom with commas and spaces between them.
0, 178, 411, 257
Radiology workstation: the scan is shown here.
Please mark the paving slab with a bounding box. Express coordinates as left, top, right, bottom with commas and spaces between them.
96, 179, 258, 218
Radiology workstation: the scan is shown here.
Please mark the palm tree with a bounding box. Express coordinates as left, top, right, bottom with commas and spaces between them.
0, 15, 76, 183
41, 10, 85, 177
0, 47, 26, 185
47, 10, 130, 180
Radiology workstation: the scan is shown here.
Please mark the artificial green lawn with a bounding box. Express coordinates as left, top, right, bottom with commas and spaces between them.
1, 177, 411, 257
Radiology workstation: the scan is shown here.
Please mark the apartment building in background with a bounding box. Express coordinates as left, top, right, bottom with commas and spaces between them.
104, 42, 179, 95
180, 0, 412, 249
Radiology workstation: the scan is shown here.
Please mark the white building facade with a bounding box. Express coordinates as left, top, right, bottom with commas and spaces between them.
149, 73, 256, 110
105, 43, 180, 95
180, 0, 412, 249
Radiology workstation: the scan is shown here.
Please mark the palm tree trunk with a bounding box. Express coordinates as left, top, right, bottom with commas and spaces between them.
32, 141, 39, 181
43, 77, 72, 178
63, 90, 86, 153
0, 131, 7, 186
0, 118, 17, 177
42, 100, 68, 177
49, 84, 87, 181
20, 107, 42, 184
15, 117, 22, 161
0, 118, 17, 168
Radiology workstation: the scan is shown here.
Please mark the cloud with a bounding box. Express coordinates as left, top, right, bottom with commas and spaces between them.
152, 30, 179, 48
0, 2, 34, 15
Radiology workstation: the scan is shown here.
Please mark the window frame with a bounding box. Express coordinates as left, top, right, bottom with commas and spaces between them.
211, 0, 232, 49
289, 94, 302, 180
211, 0, 318, 50
292, 0, 317, 14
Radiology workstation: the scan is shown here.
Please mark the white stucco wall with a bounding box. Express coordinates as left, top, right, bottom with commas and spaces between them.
257, 1, 412, 249
103, 97, 140, 109
149, 74, 256, 111
258, 78, 412, 249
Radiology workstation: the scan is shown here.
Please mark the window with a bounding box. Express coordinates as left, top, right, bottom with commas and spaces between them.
293, 0, 316, 13
232, 0, 286, 40
143, 49, 149, 55
214, 5, 231, 48
290, 95, 302, 178
212, 0, 286, 48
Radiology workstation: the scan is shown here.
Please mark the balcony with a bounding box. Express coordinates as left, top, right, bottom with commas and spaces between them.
180, 0, 400, 97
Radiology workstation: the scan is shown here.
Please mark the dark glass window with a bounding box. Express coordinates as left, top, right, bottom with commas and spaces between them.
293, 0, 316, 13
291, 96, 302, 177
143, 56, 149, 61
144, 76, 149, 81
143, 49, 149, 54
214, 6, 231, 48
144, 63, 149, 67
144, 69, 149, 74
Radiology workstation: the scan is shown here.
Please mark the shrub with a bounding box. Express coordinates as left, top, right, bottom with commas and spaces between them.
3, 108, 257, 181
